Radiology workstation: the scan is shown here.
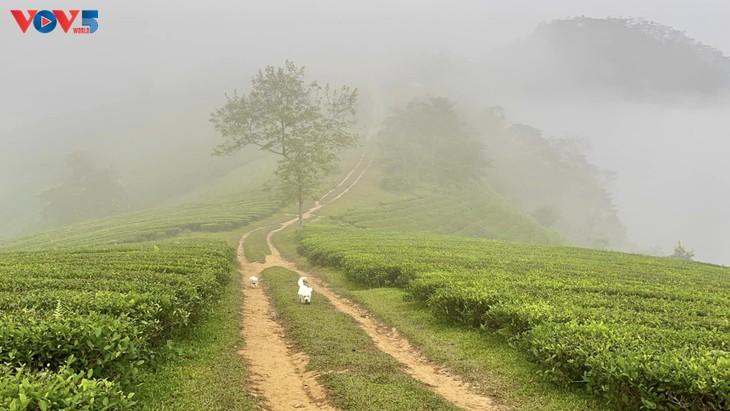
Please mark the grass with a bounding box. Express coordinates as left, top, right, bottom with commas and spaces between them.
351, 288, 609, 411
262, 266, 461, 410
133, 268, 260, 411
243, 227, 271, 263
240, 213, 296, 263
125, 224, 265, 410
272, 224, 610, 411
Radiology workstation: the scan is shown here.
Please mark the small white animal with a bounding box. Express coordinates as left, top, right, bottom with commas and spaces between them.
298, 277, 313, 304
249, 276, 259, 288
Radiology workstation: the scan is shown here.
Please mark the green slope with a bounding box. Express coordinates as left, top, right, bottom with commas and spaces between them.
297, 226, 730, 410
0, 90, 259, 240
0, 106, 588, 410
0, 189, 277, 251
0, 152, 275, 408
328, 189, 566, 245
314, 152, 567, 246
0, 143, 280, 251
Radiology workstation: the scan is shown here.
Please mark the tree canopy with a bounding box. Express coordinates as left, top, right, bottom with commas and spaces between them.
210, 61, 358, 227
670, 241, 695, 261
40, 151, 131, 225
377, 97, 486, 191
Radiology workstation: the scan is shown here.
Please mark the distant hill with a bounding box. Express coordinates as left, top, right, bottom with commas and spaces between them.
2, 83, 625, 251
351, 94, 625, 249
489, 17, 730, 98
0, 90, 262, 240
318, 96, 615, 248
468, 107, 626, 248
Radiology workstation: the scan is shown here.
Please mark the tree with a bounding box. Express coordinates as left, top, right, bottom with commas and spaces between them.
377, 97, 486, 190
533, 206, 559, 227
210, 61, 358, 228
40, 151, 131, 225
670, 241, 695, 261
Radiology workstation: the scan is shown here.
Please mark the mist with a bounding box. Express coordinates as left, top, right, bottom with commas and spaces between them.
2, 0, 729, 264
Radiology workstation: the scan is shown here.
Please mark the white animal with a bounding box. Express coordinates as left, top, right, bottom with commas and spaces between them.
249, 276, 259, 288
298, 277, 313, 304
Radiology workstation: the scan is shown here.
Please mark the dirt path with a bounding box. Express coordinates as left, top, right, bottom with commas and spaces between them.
238, 107, 502, 410
238, 229, 335, 411
236, 125, 375, 410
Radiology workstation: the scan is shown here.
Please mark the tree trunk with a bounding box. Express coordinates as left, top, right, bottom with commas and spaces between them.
297, 195, 304, 230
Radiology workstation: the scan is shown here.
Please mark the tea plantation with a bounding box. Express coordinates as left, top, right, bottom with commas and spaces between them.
0, 190, 277, 251
328, 190, 567, 245
0, 239, 233, 410
298, 226, 730, 410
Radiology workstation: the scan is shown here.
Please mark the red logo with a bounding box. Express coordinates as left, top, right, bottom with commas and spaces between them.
10, 10, 95, 34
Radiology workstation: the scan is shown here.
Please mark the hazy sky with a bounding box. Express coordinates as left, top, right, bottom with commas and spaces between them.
3, 0, 729, 131
2, 0, 729, 263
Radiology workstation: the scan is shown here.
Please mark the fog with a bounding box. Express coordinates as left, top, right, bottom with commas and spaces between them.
503, 97, 730, 263
2, 0, 729, 263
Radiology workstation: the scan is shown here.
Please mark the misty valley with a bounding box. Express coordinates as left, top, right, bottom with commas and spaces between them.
2, 6, 729, 411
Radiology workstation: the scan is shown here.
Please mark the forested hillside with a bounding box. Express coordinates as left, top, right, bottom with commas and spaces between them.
489, 17, 730, 97
365, 95, 624, 248
0, 91, 248, 240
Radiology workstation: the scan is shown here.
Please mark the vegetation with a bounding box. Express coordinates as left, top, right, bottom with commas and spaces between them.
2, 47, 723, 411
671, 241, 695, 261
0, 239, 234, 409
262, 267, 460, 410
0, 190, 276, 251
40, 151, 131, 226
242, 226, 276, 263
349, 93, 625, 249
1, 365, 135, 411
468, 108, 626, 248
272, 225, 606, 410
0, 92, 252, 242
353, 288, 609, 411
210, 60, 359, 228
497, 16, 730, 95
298, 226, 730, 410
377, 97, 486, 190
134, 263, 260, 411
327, 189, 566, 245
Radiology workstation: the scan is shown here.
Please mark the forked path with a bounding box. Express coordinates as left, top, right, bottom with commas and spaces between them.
237, 127, 374, 410
238, 122, 502, 410
238, 228, 334, 411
